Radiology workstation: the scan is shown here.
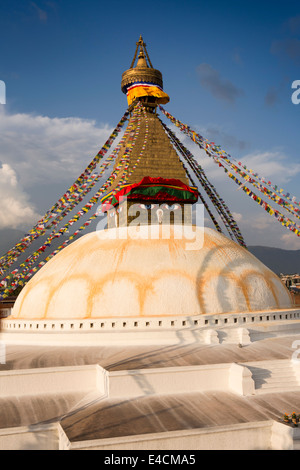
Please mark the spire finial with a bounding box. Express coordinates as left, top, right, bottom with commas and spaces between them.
130, 35, 153, 69
121, 37, 169, 108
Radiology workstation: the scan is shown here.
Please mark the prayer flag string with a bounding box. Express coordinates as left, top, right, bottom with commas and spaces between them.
159, 106, 300, 240
0, 103, 148, 299
159, 106, 300, 214
160, 118, 246, 247
0, 109, 130, 275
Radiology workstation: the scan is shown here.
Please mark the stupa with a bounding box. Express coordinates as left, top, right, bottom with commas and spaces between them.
3, 36, 292, 340
1, 37, 300, 451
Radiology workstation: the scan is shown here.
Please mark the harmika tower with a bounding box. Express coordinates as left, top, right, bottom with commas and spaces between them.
101, 35, 198, 229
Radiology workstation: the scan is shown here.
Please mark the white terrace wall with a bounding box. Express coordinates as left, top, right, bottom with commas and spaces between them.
1, 420, 299, 450
0, 423, 70, 450
71, 421, 296, 451
0, 363, 254, 400
108, 363, 255, 398
2, 309, 300, 346
0, 365, 108, 398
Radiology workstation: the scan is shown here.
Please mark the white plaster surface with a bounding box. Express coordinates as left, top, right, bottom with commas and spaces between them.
1, 226, 299, 450
10, 226, 292, 320
1, 328, 300, 449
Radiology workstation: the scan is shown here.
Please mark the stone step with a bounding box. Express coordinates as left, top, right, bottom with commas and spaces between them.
255, 371, 296, 380
293, 440, 300, 451
255, 385, 300, 394
255, 379, 299, 388
246, 360, 300, 394
249, 362, 295, 369
250, 369, 295, 377
217, 328, 251, 345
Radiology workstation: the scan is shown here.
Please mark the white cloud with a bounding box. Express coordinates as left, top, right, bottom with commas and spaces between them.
232, 211, 243, 222
0, 108, 113, 229
0, 108, 299, 251
167, 122, 300, 248
0, 163, 41, 229
198, 149, 300, 187
243, 212, 277, 232
30, 2, 48, 22
0, 81, 6, 105
0, 108, 112, 188
280, 233, 300, 250
170, 120, 300, 187
237, 151, 300, 185
196, 63, 244, 104
169, 124, 300, 196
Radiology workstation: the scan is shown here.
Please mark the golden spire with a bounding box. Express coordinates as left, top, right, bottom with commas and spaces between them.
129, 35, 153, 69
121, 36, 169, 107
136, 49, 148, 68
102, 36, 192, 227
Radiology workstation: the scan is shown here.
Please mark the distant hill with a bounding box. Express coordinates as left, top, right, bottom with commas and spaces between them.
248, 246, 300, 275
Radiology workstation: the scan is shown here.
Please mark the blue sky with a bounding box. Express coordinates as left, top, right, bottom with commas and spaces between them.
0, 0, 300, 249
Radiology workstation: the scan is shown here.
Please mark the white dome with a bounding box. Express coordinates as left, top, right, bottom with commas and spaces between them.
11, 225, 292, 320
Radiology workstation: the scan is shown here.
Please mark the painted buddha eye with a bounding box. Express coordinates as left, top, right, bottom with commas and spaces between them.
163, 204, 180, 210
109, 211, 116, 217
117, 207, 123, 213
139, 204, 157, 210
